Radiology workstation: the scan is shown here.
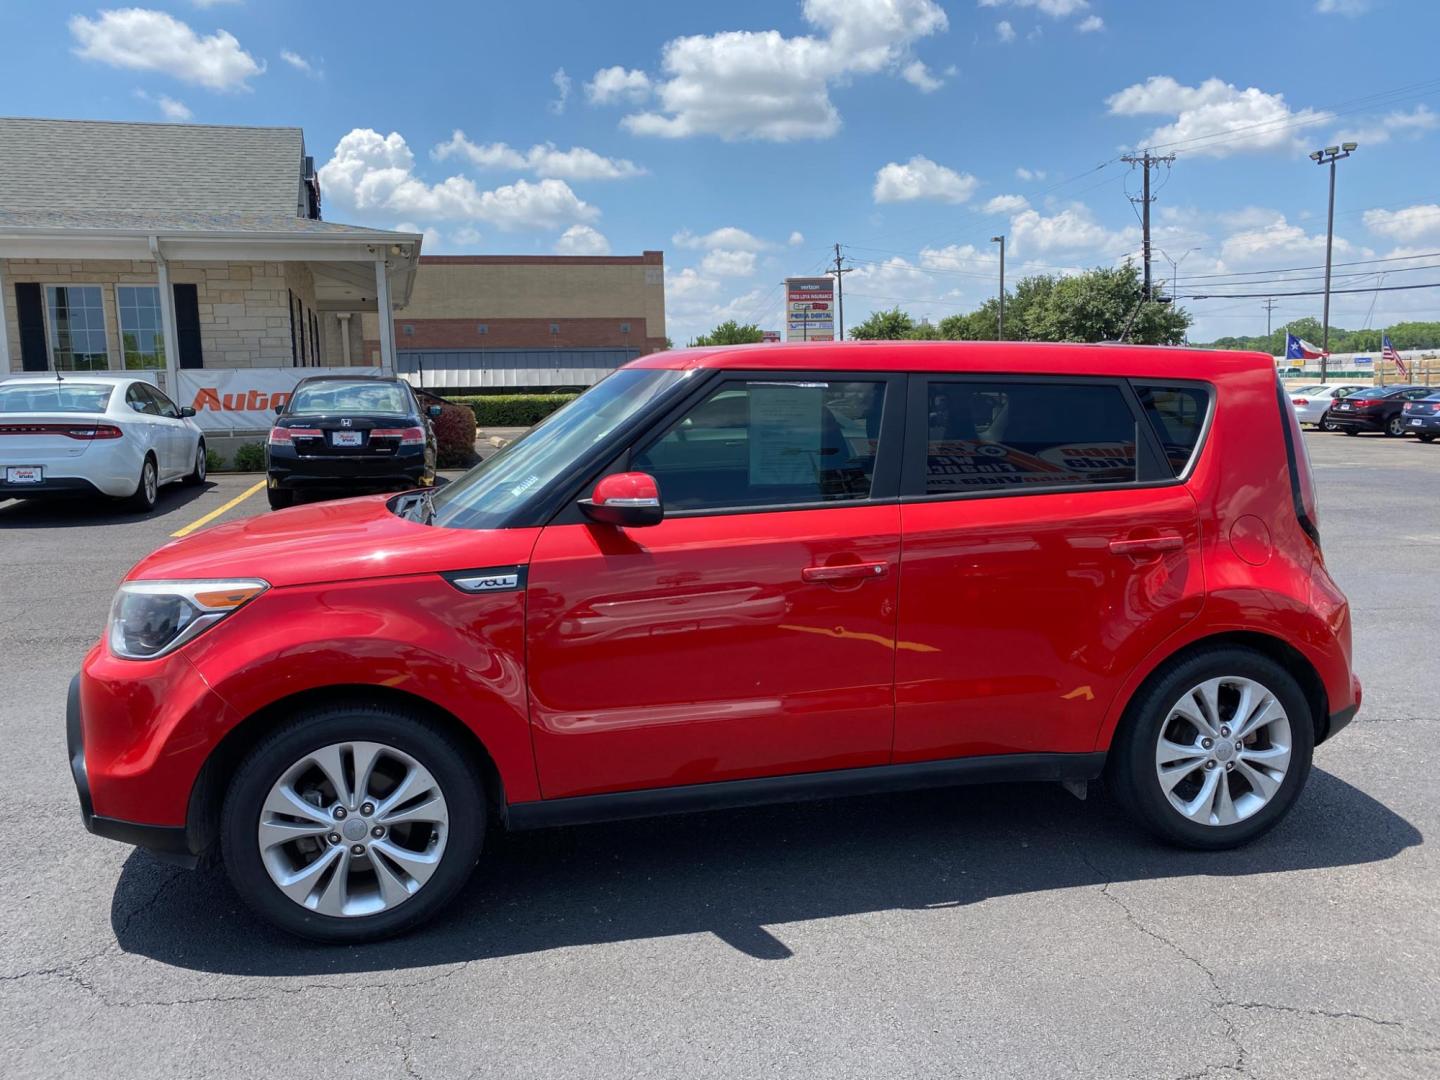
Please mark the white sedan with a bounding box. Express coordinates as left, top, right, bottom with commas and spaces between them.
0, 375, 206, 511
1288, 383, 1370, 430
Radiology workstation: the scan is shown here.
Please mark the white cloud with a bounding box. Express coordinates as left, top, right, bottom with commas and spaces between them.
450, 225, 483, 248
1316, 0, 1370, 13
1015, 166, 1046, 181
700, 249, 758, 277
432, 132, 646, 180
280, 50, 319, 77
996, 20, 1016, 42
788, 230, 805, 246
673, 226, 772, 251
979, 0, 1091, 15
1334, 105, 1440, 147
319, 129, 599, 230
1009, 203, 1138, 256
901, 59, 943, 92
394, 221, 443, 252
983, 193, 1029, 214
548, 67, 572, 115
619, 0, 949, 141
134, 89, 192, 121
1363, 204, 1440, 244
69, 8, 264, 91
1106, 76, 1328, 157
555, 224, 612, 255
586, 66, 652, 105
873, 155, 978, 205
1076, 14, 1104, 31
1218, 215, 1354, 268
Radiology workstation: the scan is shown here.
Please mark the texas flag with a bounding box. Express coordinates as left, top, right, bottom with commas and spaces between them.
1285, 333, 1327, 360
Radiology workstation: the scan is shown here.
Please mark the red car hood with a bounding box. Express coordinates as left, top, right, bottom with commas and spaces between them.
129, 495, 540, 588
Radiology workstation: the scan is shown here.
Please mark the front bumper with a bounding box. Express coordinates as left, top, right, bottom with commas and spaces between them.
67, 674, 196, 866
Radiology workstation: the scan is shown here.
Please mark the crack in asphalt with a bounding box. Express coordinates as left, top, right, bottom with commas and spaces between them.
385, 991, 423, 1079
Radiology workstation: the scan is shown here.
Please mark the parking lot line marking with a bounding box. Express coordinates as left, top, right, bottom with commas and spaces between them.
171, 480, 266, 538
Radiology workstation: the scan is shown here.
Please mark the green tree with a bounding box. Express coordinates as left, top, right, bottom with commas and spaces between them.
690, 320, 765, 346
848, 307, 916, 339
905, 320, 944, 340
1202, 318, 1440, 354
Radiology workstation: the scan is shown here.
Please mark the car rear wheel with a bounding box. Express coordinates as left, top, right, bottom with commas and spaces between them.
1321, 415, 1340, 432
184, 441, 206, 485
221, 703, 486, 942
266, 486, 294, 510
1107, 648, 1314, 850
1344, 428, 1358, 436
124, 455, 158, 512
1385, 416, 1407, 437
1420, 434, 1436, 443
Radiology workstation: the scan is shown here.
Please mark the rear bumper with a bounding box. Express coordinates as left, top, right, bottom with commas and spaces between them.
1402, 415, 1440, 432
1, 476, 106, 498
267, 448, 430, 490
67, 674, 196, 866
1326, 413, 1385, 431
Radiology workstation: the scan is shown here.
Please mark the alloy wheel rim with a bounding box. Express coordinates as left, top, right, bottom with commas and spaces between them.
1154, 676, 1292, 827
197, 446, 206, 481
257, 741, 450, 917
143, 462, 156, 503
1388, 418, 1404, 435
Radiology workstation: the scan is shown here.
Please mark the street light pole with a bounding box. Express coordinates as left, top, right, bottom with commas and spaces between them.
990, 235, 1005, 340
1159, 246, 1200, 300
1310, 142, 1357, 382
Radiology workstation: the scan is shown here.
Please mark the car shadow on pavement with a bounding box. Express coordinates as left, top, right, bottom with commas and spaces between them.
0, 480, 215, 528
110, 767, 1419, 975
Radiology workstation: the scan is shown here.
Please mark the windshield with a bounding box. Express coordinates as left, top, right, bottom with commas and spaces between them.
427, 368, 691, 530
289, 381, 412, 416
0, 382, 113, 413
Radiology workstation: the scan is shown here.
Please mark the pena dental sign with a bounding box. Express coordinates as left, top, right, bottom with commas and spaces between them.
176, 367, 381, 431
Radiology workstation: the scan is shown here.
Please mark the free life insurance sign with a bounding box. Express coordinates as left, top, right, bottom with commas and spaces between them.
785, 276, 835, 342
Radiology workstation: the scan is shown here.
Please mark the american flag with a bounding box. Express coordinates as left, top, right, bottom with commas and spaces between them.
1382, 334, 1410, 379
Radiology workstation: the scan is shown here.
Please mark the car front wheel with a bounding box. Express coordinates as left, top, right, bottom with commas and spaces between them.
1107, 648, 1314, 850
221, 703, 486, 942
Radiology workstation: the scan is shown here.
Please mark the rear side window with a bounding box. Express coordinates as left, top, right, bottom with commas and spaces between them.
1132, 384, 1210, 476
921, 381, 1139, 494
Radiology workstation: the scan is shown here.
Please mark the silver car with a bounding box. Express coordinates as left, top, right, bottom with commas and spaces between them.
0, 375, 206, 511
1288, 384, 1369, 430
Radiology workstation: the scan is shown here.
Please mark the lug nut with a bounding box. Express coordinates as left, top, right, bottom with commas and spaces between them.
1205, 760, 1216, 769
1220, 726, 1231, 738
360, 802, 375, 816
1224, 761, 1235, 771
333, 806, 347, 820
328, 832, 342, 845
1201, 737, 1214, 750
350, 844, 365, 856
371, 826, 385, 839
1235, 741, 1244, 752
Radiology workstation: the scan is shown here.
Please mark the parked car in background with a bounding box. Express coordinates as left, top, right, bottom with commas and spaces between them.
0, 375, 205, 511
70, 342, 1359, 942
1289, 384, 1368, 430
265, 375, 440, 510
1325, 385, 1435, 436
1401, 391, 1440, 442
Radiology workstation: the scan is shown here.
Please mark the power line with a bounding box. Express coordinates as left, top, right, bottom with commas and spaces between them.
1182, 279, 1440, 300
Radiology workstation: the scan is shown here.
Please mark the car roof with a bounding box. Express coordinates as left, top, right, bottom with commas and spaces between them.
294, 375, 407, 385
625, 340, 1277, 378
0, 373, 144, 385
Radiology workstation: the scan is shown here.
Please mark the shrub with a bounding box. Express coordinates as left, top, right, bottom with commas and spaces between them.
205, 447, 225, 473
433, 401, 478, 469
449, 393, 578, 427
232, 443, 265, 471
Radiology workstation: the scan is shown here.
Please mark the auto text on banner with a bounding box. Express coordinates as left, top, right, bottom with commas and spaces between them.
176, 367, 381, 432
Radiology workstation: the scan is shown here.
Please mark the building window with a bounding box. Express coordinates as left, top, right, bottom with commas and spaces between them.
549, 322, 560, 336
476, 323, 488, 336
45, 285, 108, 370
116, 286, 166, 370
620, 322, 631, 334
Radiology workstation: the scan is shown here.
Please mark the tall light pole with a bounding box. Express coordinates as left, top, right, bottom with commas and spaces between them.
990, 235, 1005, 340
1310, 142, 1357, 381
1159, 246, 1200, 299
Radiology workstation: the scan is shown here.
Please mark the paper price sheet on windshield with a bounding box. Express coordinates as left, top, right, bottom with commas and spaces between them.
749, 382, 826, 486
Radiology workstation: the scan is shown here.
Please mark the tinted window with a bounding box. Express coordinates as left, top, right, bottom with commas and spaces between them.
922, 381, 1139, 494
289, 380, 412, 416
1134, 384, 1210, 476
1347, 387, 1390, 399
0, 383, 113, 413
146, 384, 180, 418
634, 379, 886, 511
126, 383, 159, 415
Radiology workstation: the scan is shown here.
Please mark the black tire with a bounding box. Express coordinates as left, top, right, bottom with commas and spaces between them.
221, 702, 486, 943
1385, 416, 1407, 437
1420, 434, 1436, 443
184, 440, 207, 486
124, 455, 158, 512
1344, 428, 1358, 436
1106, 647, 1315, 850
266, 486, 295, 510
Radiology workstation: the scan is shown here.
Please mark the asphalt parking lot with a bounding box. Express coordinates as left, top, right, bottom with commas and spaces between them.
2, 435, 1437, 1080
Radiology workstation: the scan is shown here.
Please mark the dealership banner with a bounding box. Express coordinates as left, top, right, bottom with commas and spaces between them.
176, 367, 380, 432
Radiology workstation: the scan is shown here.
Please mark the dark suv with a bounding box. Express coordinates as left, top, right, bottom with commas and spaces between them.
1326, 384, 1435, 436
265, 375, 439, 509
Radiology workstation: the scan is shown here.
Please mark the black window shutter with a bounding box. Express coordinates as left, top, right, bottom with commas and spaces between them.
288, 289, 298, 366
171, 283, 204, 368
15, 283, 48, 371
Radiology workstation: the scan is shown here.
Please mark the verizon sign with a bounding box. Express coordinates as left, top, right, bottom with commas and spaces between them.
176, 367, 381, 432
784, 276, 835, 342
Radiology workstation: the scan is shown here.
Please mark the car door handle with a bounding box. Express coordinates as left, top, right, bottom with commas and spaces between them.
801, 561, 889, 584
1108, 535, 1184, 557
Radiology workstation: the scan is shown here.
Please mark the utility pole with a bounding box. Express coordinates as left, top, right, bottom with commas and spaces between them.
1264, 298, 1277, 339
990, 235, 1006, 340
1309, 142, 1358, 381
1121, 151, 1176, 299
828, 242, 853, 341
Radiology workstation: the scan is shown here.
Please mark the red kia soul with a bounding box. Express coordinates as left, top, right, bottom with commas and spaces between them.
69, 342, 1360, 942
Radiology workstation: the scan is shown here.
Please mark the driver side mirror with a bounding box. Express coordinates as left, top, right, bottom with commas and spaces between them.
178, 406, 196, 418
579, 471, 663, 528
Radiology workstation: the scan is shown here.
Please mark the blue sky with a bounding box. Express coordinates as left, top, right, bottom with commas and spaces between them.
4, 0, 1440, 344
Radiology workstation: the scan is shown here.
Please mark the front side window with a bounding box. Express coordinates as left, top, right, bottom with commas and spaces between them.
116, 286, 166, 370
923, 380, 1140, 494
288, 380, 413, 416
125, 383, 159, 415
46, 286, 108, 370
633, 379, 886, 511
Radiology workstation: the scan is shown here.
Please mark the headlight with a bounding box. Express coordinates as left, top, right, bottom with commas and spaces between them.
107, 579, 268, 660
